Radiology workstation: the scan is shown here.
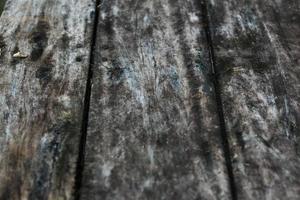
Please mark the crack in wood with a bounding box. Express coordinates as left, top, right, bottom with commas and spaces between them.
73, 0, 101, 199
199, 1, 238, 200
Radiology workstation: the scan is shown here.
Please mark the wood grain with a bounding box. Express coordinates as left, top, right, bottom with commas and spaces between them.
208, 0, 300, 199
1, 0, 299, 199
0, 0, 95, 199
79, 0, 232, 199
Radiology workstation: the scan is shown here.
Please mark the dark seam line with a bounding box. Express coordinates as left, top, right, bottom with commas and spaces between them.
73, 0, 101, 199
199, 1, 238, 199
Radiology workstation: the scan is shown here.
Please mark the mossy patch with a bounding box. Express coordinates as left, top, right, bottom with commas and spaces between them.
0, 0, 6, 15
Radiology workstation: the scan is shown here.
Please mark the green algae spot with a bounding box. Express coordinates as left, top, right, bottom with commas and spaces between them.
0, 0, 6, 16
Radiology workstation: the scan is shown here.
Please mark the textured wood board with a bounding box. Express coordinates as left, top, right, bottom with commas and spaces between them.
0, 0, 95, 199
208, 0, 300, 199
80, 0, 231, 199
1, 0, 299, 199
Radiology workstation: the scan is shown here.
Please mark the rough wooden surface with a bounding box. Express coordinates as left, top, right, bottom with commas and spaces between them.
80, 0, 231, 199
0, 0, 300, 199
209, 0, 300, 199
0, 0, 95, 199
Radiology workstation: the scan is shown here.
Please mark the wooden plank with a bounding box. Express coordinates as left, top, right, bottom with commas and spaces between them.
0, 0, 95, 199
80, 0, 232, 199
208, 0, 300, 199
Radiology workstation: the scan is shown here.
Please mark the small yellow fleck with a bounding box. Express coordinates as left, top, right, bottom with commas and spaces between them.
13, 52, 28, 58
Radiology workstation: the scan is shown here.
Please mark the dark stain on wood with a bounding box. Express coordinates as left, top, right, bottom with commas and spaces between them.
35, 64, 54, 86
29, 16, 50, 61
35, 52, 55, 87
108, 66, 124, 81
0, 34, 6, 62
58, 33, 70, 50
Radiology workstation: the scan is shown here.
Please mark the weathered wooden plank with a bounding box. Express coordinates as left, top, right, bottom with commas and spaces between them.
80, 0, 231, 199
208, 0, 300, 199
0, 0, 95, 199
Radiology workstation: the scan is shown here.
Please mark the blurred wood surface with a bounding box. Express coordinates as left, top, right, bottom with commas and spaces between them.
0, 0, 299, 199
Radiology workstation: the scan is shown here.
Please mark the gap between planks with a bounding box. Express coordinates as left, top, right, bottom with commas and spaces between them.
73, 0, 102, 199
199, 0, 238, 199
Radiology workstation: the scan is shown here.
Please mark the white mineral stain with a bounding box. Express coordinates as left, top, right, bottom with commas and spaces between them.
267, 102, 279, 119
40, 134, 47, 143
188, 13, 199, 23
5, 125, 12, 141
143, 178, 153, 188
102, 162, 114, 178
283, 96, 290, 137
147, 145, 155, 168
57, 95, 71, 108
101, 12, 107, 20
112, 5, 119, 16
236, 14, 245, 31
143, 15, 150, 25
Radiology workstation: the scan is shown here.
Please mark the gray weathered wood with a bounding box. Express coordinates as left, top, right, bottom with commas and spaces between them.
1, 0, 299, 199
0, 0, 95, 199
80, 0, 231, 199
209, 0, 300, 199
